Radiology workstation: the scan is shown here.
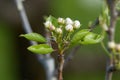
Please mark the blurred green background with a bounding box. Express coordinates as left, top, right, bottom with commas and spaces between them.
0, 0, 120, 80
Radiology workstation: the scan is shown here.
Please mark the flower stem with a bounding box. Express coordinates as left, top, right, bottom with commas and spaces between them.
58, 54, 64, 80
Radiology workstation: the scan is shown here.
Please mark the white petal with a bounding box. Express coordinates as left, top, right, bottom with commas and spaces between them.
74, 20, 81, 29
65, 24, 73, 32
44, 21, 52, 28
58, 17, 65, 24
65, 18, 73, 25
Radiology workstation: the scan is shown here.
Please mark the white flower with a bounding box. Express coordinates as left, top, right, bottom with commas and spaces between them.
116, 44, 120, 51
65, 24, 73, 32
73, 20, 81, 29
58, 17, 65, 24
56, 28, 62, 34
44, 21, 52, 28
65, 18, 73, 25
108, 41, 116, 49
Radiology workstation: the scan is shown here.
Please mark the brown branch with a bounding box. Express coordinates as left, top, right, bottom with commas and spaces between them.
106, 0, 118, 41
58, 54, 64, 80
105, 0, 118, 80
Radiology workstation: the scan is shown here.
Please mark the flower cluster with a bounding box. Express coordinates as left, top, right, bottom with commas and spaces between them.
44, 16, 81, 34
44, 16, 81, 52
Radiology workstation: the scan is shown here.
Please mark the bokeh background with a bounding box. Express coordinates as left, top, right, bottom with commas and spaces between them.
0, 0, 120, 80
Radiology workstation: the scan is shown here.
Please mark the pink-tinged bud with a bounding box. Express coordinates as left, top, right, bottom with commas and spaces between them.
58, 17, 65, 24
49, 25, 55, 31
56, 28, 62, 34
108, 41, 116, 49
73, 20, 81, 29
44, 21, 52, 28
65, 18, 73, 25
65, 24, 73, 32
116, 44, 120, 51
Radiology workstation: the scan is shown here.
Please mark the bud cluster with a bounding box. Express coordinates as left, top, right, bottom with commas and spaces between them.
44, 16, 81, 51
44, 17, 81, 34
65, 18, 81, 32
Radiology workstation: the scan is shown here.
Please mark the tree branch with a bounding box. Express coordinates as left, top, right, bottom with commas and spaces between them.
105, 0, 118, 80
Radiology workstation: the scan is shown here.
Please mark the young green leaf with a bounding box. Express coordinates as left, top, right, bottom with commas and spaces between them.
79, 32, 104, 44
20, 33, 46, 43
71, 29, 90, 45
27, 44, 54, 54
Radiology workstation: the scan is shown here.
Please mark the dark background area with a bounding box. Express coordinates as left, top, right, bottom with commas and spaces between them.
0, 0, 120, 80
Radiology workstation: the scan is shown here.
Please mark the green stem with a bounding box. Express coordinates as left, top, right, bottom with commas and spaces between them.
101, 42, 111, 58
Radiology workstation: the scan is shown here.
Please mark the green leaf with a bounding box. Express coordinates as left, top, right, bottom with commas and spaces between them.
27, 44, 54, 54
71, 29, 90, 45
20, 33, 46, 43
79, 32, 104, 45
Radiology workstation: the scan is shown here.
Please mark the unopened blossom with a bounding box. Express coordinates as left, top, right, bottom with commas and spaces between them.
102, 23, 108, 31
73, 20, 81, 29
108, 41, 116, 49
44, 21, 52, 28
116, 44, 120, 51
65, 24, 73, 32
65, 18, 73, 25
56, 28, 62, 34
49, 25, 55, 31
58, 17, 65, 24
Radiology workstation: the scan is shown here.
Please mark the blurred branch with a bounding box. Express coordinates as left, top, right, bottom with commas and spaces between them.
64, 46, 80, 67
15, 0, 37, 45
105, 0, 118, 80
15, 0, 56, 80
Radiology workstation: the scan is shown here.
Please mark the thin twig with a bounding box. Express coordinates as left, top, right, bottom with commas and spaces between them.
105, 0, 118, 80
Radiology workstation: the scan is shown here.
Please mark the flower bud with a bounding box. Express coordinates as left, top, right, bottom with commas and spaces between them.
56, 28, 62, 34
44, 21, 52, 28
116, 44, 120, 51
65, 24, 73, 32
65, 18, 73, 25
102, 23, 108, 31
108, 41, 116, 49
49, 25, 55, 31
58, 17, 65, 24
73, 20, 81, 29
